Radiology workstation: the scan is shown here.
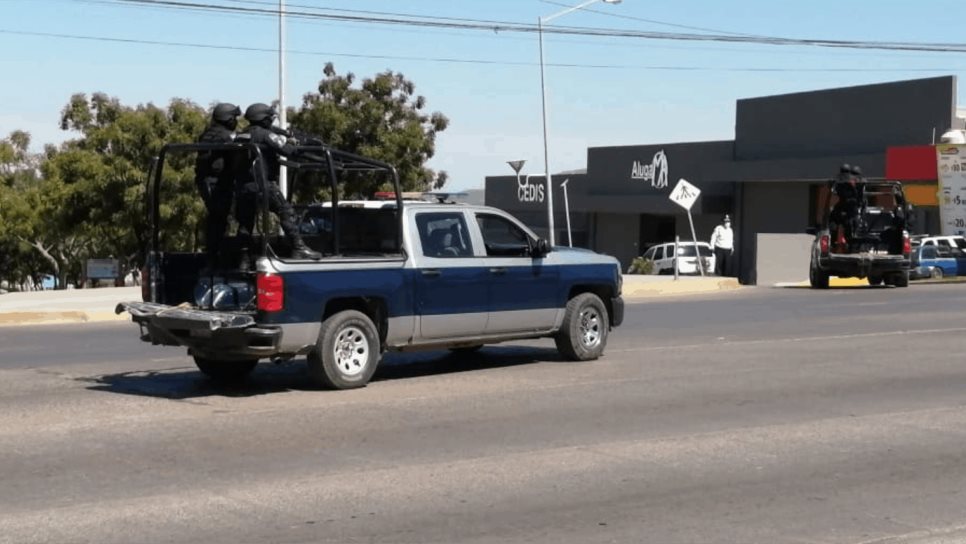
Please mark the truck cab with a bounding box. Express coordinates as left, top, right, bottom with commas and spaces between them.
119, 141, 623, 389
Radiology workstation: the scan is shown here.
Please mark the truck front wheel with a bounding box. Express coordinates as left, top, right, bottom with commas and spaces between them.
555, 293, 610, 361
308, 310, 381, 390
193, 356, 258, 383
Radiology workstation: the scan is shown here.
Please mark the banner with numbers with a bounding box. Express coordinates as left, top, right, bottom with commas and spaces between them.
937, 144, 966, 236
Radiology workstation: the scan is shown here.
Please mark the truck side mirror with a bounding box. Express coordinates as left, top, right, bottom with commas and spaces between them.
533, 238, 551, 258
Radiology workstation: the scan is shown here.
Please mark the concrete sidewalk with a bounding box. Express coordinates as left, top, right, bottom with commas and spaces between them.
0, 276, 741, 327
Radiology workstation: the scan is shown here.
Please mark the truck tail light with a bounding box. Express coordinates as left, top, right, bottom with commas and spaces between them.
257, 273, 284, 312
819, 234, 830, 255
902, 231, 911, 256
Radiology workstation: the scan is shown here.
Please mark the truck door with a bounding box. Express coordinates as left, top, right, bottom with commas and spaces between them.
474, 212, 559, 334
412, 211, 488, 339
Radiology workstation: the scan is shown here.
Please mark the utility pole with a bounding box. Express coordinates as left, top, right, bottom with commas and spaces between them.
278, 0, 288, 198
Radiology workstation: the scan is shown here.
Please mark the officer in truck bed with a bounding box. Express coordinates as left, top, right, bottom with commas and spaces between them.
235, 103, 321, 262
194, 102, 242, 267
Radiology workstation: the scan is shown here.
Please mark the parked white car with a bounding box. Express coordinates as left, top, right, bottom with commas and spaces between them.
640, 241, 715, 275
914, 235, 966, 251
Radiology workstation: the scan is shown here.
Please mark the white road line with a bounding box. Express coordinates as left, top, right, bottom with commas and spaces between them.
609, 327, 966, 354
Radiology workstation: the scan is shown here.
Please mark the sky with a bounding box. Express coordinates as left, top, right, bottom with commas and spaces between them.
1, 0, 965, 190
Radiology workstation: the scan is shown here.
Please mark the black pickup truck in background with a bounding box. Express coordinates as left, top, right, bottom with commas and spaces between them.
808, 181, 912, 289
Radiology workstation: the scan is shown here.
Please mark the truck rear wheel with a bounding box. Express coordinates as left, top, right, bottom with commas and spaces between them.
891, 271, 909, 288
193, 356, 258, 383
868, 274, 883, 286
307, 310, 380, 390
809, 263, 829, 289
555, 293, 609, 361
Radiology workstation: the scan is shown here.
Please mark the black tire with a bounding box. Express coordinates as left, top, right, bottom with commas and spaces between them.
554, 293, 610, 361
449, 345, 483, 354
193, 356, 258, 383
307, 310, 380, 390
868, 274, 883, 286
809, 262, 829, 289
892, 271, 909, 288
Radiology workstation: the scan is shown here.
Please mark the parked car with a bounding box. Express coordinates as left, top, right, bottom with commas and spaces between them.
909, 244, 964, 279
640, 241, 715, 275
914, 235, 966, 251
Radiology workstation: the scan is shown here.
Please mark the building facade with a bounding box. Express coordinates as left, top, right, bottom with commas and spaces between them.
485, 76, 960, 284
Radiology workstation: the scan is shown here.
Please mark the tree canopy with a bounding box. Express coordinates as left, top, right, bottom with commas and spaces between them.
0, 64, 449, 290
289, 63, 449, 196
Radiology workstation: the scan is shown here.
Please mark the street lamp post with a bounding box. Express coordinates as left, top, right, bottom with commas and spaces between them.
278, 0, 288, 198
507, 160, 527, 194
561, 178, 573, 247
538, 0, 622, 246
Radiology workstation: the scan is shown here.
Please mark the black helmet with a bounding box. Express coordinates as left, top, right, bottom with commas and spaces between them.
245, 103, 277, 124
850, 165, 863, 176
839, 163, 852, 174
212, 102, 241, 122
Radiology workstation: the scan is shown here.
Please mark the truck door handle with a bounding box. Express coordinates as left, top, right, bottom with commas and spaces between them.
489, 267, 507, 275
421, 269, 441, 277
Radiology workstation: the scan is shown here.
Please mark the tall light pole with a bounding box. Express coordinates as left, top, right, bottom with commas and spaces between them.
278, 0, 288, 198
538, 0, 622, 246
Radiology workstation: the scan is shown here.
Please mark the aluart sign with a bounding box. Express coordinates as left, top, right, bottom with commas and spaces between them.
631, 150, 669, 189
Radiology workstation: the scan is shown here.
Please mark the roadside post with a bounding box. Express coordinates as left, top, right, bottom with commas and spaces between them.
561, 178, 573, 247
669, 178, 704, 277
674, 235, 680, 280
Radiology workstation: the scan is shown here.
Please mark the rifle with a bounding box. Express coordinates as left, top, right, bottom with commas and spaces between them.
269, 126, 326, 147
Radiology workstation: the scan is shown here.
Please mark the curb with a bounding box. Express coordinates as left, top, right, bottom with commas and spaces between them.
623, 278, 742, 299
0, 311, 129, 327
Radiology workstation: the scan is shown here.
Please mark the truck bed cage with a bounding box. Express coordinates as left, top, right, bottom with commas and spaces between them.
149, 141, 404, 257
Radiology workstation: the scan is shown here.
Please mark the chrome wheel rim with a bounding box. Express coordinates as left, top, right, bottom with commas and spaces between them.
333, 326, 369, 377
578, 307, 602, 349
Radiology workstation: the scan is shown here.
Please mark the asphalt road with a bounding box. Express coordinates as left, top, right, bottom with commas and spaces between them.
3, 285, 966, 543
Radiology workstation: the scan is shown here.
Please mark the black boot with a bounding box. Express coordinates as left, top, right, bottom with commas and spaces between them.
291, 238, 321, 260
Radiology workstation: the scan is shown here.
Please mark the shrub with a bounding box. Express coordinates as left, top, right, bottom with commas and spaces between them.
627, 257, 654, 275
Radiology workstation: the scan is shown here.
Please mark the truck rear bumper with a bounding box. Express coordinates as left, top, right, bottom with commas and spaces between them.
817, 255, 910, 277
116, 301, 281, 358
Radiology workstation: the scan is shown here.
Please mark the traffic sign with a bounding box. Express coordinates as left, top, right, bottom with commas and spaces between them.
669, 178, 701, 210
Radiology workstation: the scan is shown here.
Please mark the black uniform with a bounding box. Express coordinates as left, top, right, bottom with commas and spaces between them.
234, 125, 303, 253
193, 123, 236, 260
830, 165, 864, 250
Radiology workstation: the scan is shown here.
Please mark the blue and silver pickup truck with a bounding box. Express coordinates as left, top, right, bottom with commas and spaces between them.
118, 141, 623, 389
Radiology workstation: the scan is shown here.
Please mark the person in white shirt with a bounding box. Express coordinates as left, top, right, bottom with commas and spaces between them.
710, 215, 734, 276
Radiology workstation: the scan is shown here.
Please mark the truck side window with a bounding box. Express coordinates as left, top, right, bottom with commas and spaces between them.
415, 212, 473, 258
476, 214, 531, 257
653, 246, 664, 261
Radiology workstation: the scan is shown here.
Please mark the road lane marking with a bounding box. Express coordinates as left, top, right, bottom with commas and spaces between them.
609, 327, 966, 354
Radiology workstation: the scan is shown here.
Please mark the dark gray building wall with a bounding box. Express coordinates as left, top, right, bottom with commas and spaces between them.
593, 214, 640, 269
737, 182, 812, 284
735, 76, 956, 160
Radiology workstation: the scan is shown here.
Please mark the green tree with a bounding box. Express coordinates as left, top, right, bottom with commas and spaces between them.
45, 93, 209, 275
289, 63, 449, 197
0, 130, 66, 289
